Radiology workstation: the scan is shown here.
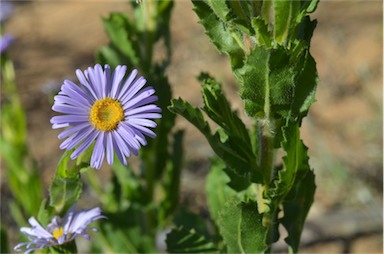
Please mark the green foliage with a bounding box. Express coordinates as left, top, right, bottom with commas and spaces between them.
97, 0, 173, 71
172, 0, 319, 253
49, 241, 77, 254
205, 158, 237, 224
92, 1, 187, 253
49, 150, 87, 214
218, 199, 268, 253
192, 0, 245, 70
94, 209, 157, 253
281, 170, 316, 253
166, 227, 217, 253
160, 130, 184, 220
0, 225, 8, 254
238, 45, 317, 121
0, 56, 43, 220
98, 13, 140, 68
239, 46, 295, 118
169, 76, 263, 188
4, 0, 320, 253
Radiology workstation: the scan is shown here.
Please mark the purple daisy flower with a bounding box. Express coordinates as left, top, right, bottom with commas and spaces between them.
50, 64, 162, 169
0, 0, 14, 23
0, 33, 14, 53
14, 205, 106, 254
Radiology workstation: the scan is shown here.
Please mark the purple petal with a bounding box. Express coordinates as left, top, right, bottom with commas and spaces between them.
0, 34, 14, 53
117, 123, 141, 151
57, 122, 90, 140
52, 104, 89, 115
60, 125, 95, 150
109, 65, 127, 98
111, 130, 132, 158
118, 77, 146, 103
132, 128, 147, 146
70, 130, 98, 159
122, 87, 155, 110
112, 133, 128, 165
76, 69, 98, 100
117, 69, 138, 100
85, 65, 104, 99
105, 132, 114, 165
129, 123, 156, 139
50, 115, 89, 125
125, 104, 161, 116
127, 118, 157, 128
90, 132, 105, 169
127, 113, 162, 119
61, 80, 94, 106
53, 94, 91, 110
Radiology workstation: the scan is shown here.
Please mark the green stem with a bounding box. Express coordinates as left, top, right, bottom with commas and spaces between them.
257, 118, 275, 184
141, 0, 156, 71
51, 240, 77, 253
141, 150, 156, 235
257, 118, 276, 251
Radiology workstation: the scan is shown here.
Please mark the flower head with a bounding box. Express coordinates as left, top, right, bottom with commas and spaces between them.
0, 33, 14, 53
50, 64, 162, 169
0, 0, 14, 23
14, 205, 106, 254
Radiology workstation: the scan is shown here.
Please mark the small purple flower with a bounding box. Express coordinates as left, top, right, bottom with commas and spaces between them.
0, 33, 14, 53
50, 64, 162, 169
14, 205, 106, 254
0, 0, 14, 23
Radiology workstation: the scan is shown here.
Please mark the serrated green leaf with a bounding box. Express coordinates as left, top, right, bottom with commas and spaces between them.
101, 13, 139, 66
204, 0, 230, 22
281, 169, 316, 253
166, 226, 218, 253
169, 98, 261, 185
96, 208, 156, 253
49, 151, 83, 213
50, 241, 77, 254
200, 75, 262, 183
268, 122, 309, 201
298, 16, 318, 44
201, 75, 250, 142
160, 130, 184, 220
173, 209, 213, 240
302, 0, 320, 14
96, 45, 126, 70
218, 199, 268, 253
153, 0, 174, 61
239, 46, 294, 119
112, 159, 142, 204
206, 158, 237, 224
141, 71, 175, 182
169, 98, 210, 135
49, 175, 82, 214
223, 166, 252, 192
227, 0, 248, 22
291, 48, 318, 119
192, 0, 245, 70
251, 17, 272, 47
37, 199, 51, 227
273, 0, 301, 44
9, 201, 27, 228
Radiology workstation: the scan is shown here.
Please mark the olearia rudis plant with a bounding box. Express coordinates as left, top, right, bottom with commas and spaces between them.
2, 0, 320, 253
169, 0, 319, 252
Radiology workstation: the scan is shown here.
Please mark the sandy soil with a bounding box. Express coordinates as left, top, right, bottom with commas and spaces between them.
2, 0, 383, 252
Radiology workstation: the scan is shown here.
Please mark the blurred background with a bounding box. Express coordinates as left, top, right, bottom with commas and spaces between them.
1, 0, 382, 253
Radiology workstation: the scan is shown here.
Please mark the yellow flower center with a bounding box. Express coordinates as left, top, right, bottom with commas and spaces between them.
89, 98, 124, 131
53, 227, 64, 240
